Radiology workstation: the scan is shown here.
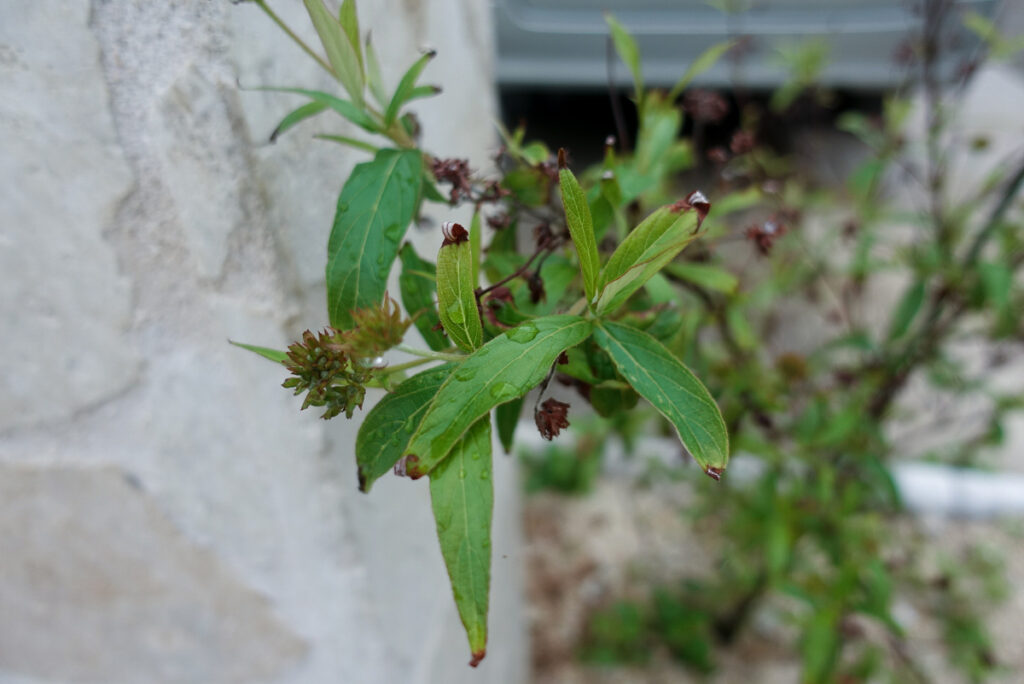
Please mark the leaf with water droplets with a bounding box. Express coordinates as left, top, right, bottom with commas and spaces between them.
327, 148, 422, 328
355, 363, 452, 492
403, 316, 592, 478
593, 321, 728, 476
437, 230, 483, 352
429, 416, 492, 667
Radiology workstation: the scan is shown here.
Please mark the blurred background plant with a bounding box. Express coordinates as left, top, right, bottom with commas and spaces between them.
239, 0, 1024, 678
510, 2, 1024, 682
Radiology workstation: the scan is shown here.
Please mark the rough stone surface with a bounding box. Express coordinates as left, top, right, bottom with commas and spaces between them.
0, 1, 137, 432
0, 464, 308, 683
0, 1, 523, 683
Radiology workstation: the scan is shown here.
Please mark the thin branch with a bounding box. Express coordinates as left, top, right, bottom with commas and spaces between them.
253, 1, 335, 78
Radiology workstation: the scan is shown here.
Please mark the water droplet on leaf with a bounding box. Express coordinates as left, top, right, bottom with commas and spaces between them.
455, 366, 477, 381
489, 381, 518, 401
506, 322, 538, 343
446, 302, 465, 324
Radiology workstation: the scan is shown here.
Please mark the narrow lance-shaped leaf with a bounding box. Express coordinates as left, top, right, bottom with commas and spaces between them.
604, 14, 643, 105
663, 262, 738, 295
437, 222, 483, 352
398, 243, 448, 351
668, 40, 736, 102
355, 363, 453, 492
229, 340, 288, 365
337, 0, 363, 75
256, 86, 377, 133
404, 315, 593, 478
886, 280, 925, 341
430, 417, 493, 667
593, 321, 729, 478
385, 49, 437, 125
313, 134, 379, 155
469, 210, 482, 286
327, 148, 422, 328
365, 32, 388, 107
558, 150, 601, 306
304, 0, 365, 106
269, 100, 328, 142
596, 204, 701, 315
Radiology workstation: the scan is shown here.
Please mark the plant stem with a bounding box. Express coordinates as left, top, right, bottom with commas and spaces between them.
379, 357, 434, 375
253, 1, 336, 78
963, 153, 1024, 267
396, 344, 464, 362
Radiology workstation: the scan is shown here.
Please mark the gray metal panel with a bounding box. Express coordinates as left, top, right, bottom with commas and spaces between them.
495, 0, 998, 87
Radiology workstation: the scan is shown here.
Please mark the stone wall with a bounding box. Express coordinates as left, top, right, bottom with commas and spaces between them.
0, 1, 526, 682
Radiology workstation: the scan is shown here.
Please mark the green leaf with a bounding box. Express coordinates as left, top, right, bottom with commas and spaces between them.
398, 243, 448, 351
404, 315, 593, 478
313, 133, 379, 154
886, 280, 925, 341
979, 261, 1011, 312
269, 101, 328, 142
327, 148, 422, 328
664, 262, 738, 295
405, 84, 442, 104
304, 0, 365, 105
257, 86, 377, 133
469, 210, 482, 287
429, 417, 493, 666
385, 49, 437, 125
437, 233, 483, 352
355, 363, 452, 492
495, 397, 524, 454
604, 14, 643, 103
365, 32, 388, 107
668, 40, 735, 102
229, 340, 288, 364
337, 0, 363, 74
593, 321, 728, 476
559, 162, 601, 306
596, 206, 701, 315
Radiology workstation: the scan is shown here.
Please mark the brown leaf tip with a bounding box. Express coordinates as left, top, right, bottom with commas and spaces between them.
469, 649, 486, 667
441, 221, 469, 246
535, 398, 570, 440
394, 454, 422, 479
686, 190, 711, 220
557, 147, 568, 170
357, 469, 368, 493
704, 465, 724, 481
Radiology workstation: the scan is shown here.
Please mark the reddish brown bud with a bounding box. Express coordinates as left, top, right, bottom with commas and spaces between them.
730, 130, 756, 155
535, 398, 570, 440
745, 217, 787, 256
707, 147, 729, 163
486, 212, 511, 231
704, 465, 724, 481
441, 221, 469, 246
526, 271, 546, 304
683, 89, 729, 122
430, 157, 472, 204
